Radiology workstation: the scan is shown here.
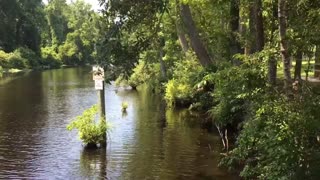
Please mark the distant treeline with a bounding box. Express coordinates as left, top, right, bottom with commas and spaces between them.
0, 0, 103, 70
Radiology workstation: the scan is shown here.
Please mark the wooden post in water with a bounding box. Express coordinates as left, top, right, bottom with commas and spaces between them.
93, 66, 106, 146
99, 82, 106, 120
99, 82, 106, 147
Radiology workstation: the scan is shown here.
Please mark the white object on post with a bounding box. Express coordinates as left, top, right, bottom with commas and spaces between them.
95, 80, 103, 90
92, 66, 104, 81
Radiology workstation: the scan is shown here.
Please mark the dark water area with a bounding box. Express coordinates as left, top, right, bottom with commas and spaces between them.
0, 67, 238, 179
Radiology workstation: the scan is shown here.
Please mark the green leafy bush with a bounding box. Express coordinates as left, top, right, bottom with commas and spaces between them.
164, 55, 203, 107
128, 60, 159, 88
7, 53, 27, 69
67, 105, 110, 147
41, 46, 62, 68
209, 57, 267, 126
221, 89, 320, 179
115, 74, 128, 87
0, 50, 11, 68
14, 47, 41, 68
0, 48, 43, 69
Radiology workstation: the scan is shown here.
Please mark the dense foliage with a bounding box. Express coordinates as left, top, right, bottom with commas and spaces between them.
97, 0, 320, 178
67, 105, 110, 147
0, 0, 103, 70
227, 94, 320, 179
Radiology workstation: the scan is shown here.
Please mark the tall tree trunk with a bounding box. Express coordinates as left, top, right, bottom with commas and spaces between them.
180, 4, 212, 66
315, 45, 320, 78
15, 18, 23, 47
268, 58, 277, 85
249, 3, 257, 54
278, 0, 292, 90
294, 50, 302, 81
255, 0, 264, 52
248, 0, 264, 54
268, 2, 278, 85
229, 0, 242, 65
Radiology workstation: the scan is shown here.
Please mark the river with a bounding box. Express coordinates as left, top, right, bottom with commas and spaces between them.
0, 67, 238, 179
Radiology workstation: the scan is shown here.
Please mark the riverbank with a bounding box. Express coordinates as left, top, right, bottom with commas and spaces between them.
123, 56, 320, 179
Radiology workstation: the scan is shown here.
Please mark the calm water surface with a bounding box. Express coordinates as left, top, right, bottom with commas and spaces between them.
0, 67, 238, 179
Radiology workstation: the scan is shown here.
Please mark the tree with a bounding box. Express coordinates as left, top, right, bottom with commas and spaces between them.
0, 0, 45, 53
180, 3, 212, 66
0, 1, 19, 51
229, 0, 242, 64
315, 46, 320, 78
44, 0, 69, 47
278, 0, 292, 90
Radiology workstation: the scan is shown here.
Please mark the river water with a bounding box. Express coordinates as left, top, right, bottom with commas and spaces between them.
0, 67, 238, 179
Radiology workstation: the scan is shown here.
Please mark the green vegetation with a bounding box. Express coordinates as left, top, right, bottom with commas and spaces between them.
2, 0, 320, 178
96, 0, 320, 179
0, 48, 42, 70
67, 105, 110, 148
0, 0, 104, 72
165, 55, 204, 107
121, 102, 129, 112
221, 87, 320, 179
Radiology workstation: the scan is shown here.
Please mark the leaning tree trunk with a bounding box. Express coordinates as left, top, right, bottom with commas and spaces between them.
294, 50, 302, 81
180, 4, 212, 66
278, 0, 292, 90
176, 20, 189, 53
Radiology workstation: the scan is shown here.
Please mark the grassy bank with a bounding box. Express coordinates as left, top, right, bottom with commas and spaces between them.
277, 60, 316, 78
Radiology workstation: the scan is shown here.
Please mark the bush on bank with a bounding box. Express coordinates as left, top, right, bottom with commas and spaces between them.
220, 86, 320, 179
40, 46, 62, 68
0, 47, 62, 70
164, 55, 204, 107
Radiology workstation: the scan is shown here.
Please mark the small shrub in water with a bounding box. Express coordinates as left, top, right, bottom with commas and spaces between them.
67, 105, 110, 147
121, 102, 128, 111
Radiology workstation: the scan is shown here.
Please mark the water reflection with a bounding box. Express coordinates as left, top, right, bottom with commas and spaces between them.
80, 148, 107, 179
108, 86, 237, 180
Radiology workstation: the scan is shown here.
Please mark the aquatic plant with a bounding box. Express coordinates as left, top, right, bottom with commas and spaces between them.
67, 105, 110, 148
121, 102, 128, 112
